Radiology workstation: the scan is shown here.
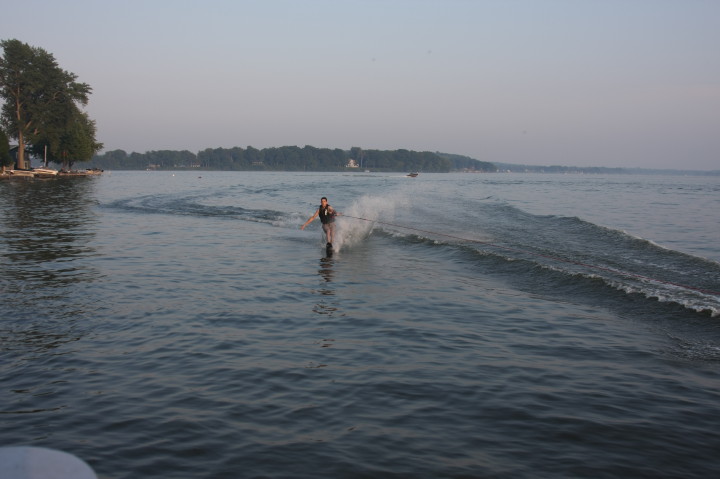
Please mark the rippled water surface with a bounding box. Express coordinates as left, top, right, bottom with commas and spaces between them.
1, 171, 719, 478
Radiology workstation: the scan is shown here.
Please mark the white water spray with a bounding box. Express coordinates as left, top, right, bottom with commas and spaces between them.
333, 193, 410, 251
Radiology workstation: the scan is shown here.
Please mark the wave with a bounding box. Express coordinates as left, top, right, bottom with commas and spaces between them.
340, 197, 720, 317
104, 193, 285, 226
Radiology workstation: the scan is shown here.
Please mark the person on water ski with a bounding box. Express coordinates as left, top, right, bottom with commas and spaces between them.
301, 197, 340, 247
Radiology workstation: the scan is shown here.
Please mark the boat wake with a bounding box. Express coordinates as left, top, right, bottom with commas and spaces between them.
336, 193, 720, 317
104, 186, 720, 316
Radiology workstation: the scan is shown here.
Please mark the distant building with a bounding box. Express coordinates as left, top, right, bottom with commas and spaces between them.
9, 145, 30, 169
8, 146, 46, 169
346, 159, 359, 168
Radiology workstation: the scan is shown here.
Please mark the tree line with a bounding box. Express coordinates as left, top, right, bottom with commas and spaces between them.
88, 146, 498, 172
0, 39, 102, 171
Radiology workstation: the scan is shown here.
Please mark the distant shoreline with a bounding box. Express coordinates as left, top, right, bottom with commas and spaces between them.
95, 167, 720, 176
80, 146, 719, 176
491, 164, 720, 176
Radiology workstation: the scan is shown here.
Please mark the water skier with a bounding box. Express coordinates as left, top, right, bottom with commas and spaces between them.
301, 197, 340, 248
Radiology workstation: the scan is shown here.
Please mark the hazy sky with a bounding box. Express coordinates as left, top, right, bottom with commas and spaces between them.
2, 0, 718, 169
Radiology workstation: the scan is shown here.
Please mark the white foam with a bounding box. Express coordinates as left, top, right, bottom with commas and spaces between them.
333, 193, 410, 251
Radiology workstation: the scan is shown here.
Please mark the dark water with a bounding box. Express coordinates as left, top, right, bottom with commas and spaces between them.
1, 172, 719, 478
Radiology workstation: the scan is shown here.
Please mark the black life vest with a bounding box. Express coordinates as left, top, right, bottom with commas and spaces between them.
319, 205, 335, 224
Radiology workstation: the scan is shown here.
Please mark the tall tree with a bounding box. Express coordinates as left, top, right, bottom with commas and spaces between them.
0, 39, 95, 169
58, 110, 102, 169
32, 108, 102, 168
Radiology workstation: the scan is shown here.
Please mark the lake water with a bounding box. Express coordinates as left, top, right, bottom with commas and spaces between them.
1, 171, 719, 478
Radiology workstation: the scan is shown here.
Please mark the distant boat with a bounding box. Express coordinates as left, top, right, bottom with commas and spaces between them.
32, 167, 59, 178
407, 172, 419, 177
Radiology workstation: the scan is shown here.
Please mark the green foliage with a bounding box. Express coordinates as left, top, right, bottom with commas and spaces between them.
437, 153, 497, 172
89, 146, 480, 172
0, 38, 100, 168
358, 148, 452, 172
32, 110, 103, 168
